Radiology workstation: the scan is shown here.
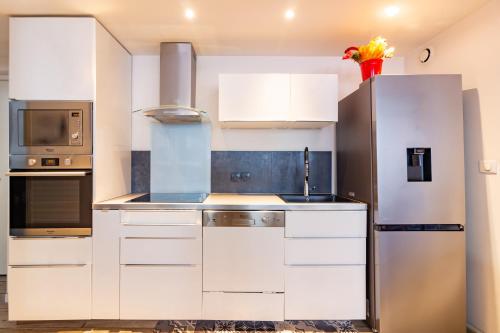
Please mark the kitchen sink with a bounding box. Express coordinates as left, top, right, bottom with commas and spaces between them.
278, 193, 353, 203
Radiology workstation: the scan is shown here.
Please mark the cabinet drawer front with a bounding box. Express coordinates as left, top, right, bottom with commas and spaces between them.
202, 292, 284, 321
286, 211, 367, 237
121, 224, 201, 238
121, 210, 201, 226
120, 265, 201, 319
8, 264, 91, 320
9, 237, 91, 265
285, 238, 366, 265
121, 238, 201, 265
285, 266, 366, 320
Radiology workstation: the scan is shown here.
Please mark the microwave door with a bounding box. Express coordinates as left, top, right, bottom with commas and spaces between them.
9, 100, 92, 156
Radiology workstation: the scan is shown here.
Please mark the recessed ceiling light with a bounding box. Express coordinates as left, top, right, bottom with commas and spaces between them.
284, 9, 295, 20
384, 5, 400, 17
185, 8, 195, 20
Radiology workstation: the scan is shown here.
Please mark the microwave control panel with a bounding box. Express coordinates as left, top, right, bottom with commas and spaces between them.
69, 110, 83, 146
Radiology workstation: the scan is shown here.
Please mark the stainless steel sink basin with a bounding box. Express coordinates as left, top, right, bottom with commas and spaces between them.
278, 194, 353, 203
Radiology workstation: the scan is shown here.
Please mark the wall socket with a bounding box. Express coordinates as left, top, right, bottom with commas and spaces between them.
230, 172, 251, 182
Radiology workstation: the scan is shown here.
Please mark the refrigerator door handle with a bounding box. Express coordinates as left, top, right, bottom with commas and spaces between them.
375, 224, 464, 232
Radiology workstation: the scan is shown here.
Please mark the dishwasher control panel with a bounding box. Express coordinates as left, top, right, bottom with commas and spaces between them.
203, 211, 284, 227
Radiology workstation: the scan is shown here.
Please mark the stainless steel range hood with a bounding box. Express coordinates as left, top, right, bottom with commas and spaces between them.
137, 42, 207, 123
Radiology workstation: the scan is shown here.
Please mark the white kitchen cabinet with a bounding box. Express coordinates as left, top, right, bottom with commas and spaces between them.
117, 210, 203, 319
290, 74, 338, 122
284, 210, 367, 320
9, 17, 96, 100
7, 236, 93, 321
285, 266, 365, 320
121, 238, 201, 265
285, 238, 366, 265
8, 264, 91, 321
286, 210, 367, 238
219, 74, 290, 122
218, 73, 338, 128
9, 237, 91, 265
120, 265, 202, 319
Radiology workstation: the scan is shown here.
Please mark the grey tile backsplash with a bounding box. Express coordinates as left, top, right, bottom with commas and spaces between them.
211, 151, 331, 194
132, 150, 332, 194
131, 150, 150, 193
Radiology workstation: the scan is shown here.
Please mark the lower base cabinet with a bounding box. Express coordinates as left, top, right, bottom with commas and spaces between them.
284, 265, 366, 320
8, 265, 91, 321
202, 292, 284, 321
120, 265, 202, 319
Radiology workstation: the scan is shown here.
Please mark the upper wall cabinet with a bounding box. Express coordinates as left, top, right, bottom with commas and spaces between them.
218, 73, 338, 128
9, 17, 96, 100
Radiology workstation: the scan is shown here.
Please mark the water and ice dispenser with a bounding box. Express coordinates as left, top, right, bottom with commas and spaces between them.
407, 148, 432, 182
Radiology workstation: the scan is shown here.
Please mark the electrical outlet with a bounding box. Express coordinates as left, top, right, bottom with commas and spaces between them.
230, 172, 241, 182
241, 172, 251, 182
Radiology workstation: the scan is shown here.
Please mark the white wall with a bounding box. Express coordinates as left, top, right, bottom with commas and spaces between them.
405, 1, 500, 332
0, 80, 8, 274
132, 55, 405, 151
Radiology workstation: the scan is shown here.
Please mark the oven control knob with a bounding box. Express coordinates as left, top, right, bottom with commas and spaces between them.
71, 132, 79, 139
64, 158, 72, 166
28, 158, 37, 166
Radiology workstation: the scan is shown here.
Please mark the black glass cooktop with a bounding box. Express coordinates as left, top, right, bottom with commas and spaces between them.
127, 193, 209, 203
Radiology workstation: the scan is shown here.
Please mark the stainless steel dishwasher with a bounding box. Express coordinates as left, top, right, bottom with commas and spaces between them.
202, 210, 285, 321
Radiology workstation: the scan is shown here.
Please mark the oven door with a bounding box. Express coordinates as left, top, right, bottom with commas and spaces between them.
9, 101, 92, 155
8, 171, 92, 236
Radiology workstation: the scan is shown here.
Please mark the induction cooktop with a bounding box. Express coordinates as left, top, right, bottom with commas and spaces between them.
127, 193, 209, 203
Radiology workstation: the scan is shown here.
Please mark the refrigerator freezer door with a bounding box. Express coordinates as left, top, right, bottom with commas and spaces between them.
372, 75, 465, 226
375, 229, 466, 333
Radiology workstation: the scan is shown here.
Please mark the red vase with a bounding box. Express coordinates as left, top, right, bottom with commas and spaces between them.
359, 58, 383, 81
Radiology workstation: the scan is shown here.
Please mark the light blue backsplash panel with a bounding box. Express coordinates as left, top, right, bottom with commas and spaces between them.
151, 122, 211, 193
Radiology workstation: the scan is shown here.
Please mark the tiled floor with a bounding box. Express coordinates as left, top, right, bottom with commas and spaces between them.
0, 276, 371, 333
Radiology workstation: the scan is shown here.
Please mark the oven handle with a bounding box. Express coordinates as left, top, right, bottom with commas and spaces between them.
5, 171, 91, 177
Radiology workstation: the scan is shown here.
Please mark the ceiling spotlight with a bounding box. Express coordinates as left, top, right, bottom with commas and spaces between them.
384, 5, 400, 17
185, 8, 195, 20
284, 9, 295, 20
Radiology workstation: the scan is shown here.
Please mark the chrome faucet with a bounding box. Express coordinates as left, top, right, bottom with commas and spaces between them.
304, 147, 309, 199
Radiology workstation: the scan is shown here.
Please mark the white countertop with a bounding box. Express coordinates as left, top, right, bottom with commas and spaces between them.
93, 193, 367, 211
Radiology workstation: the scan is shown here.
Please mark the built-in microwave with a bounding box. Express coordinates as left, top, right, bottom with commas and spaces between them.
9, 101, 92, 158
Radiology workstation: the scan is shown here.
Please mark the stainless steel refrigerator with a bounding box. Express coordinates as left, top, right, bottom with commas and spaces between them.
337, 75, 466, 333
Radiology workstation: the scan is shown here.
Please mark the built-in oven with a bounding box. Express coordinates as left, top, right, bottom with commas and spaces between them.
9, 100, 92, 158
7, 170, 93, 236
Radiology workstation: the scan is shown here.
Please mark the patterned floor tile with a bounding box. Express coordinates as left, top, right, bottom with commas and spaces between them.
234, 321, 255, 332
214, 320, 236, 332
154, 321, 358, 333
194, 320, 216, 332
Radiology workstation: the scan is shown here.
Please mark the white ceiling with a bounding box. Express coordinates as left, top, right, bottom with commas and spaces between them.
0, 0, 490, 72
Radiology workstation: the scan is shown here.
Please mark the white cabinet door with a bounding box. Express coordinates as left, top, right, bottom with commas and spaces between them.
284, 265, 366, 320
9, 237, 91, 265
219, 74, 290, 121
120, 265, 202, 319
8, 264, 91, 320
120, 238, 201, 265
9, 17, 95, 100
290, 74, 338, 121
285, 210, 367, 238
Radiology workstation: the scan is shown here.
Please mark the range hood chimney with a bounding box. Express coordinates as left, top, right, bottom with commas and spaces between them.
140, 42, 207, 123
